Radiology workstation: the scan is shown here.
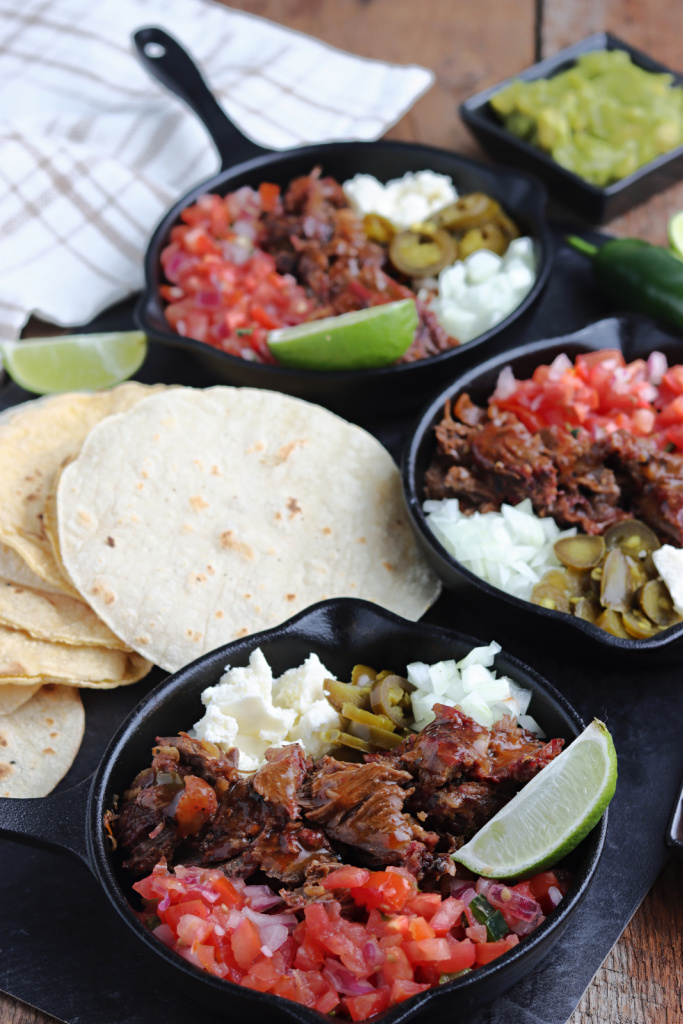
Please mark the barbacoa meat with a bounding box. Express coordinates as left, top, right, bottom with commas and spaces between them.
113, 705, 563, 897
424, 393, 683, 542
257, 167, 460, 363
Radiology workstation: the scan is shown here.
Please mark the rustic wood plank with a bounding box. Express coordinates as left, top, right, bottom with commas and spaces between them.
568, 859, 683, 1024
224, 0, 537, 154
541, 0, 683, 69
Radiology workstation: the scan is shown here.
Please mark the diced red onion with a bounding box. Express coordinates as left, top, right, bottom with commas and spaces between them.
647, 350, 668, 385
362, 940, 384, 971
152, 923, 175, 948
157, 892, 171, 913
487, 884, 543, 924
244, 885, 284, 911
493, 365, 517, 400
450, 883, 477, 905
547, 885, 563, 908
465, 923, 487, 944
232, 218, 258, 241
322, 959, 377, 995
507, 916, 541, 937
548, 353, 573, 379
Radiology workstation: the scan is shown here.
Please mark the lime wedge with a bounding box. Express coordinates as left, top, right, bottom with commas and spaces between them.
453, 719, 617, 879
668, 210, 683, 260
267, 299, 418, 371
0, 331, 147, 394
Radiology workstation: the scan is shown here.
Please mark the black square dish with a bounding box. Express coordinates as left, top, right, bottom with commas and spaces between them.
460, 32, 683, 224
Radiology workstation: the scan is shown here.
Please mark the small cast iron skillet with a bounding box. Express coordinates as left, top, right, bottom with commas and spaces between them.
132, 27, 553, 419
403, 314, 683, 661
0, 599, 605, 1023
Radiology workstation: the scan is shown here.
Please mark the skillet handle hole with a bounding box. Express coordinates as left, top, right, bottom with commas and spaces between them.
143, 42, 166, 58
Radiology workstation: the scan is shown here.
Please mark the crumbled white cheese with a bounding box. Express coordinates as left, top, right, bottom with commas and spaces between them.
271, 653, 332, 715
191, 648, 341, 771
343, 170, 458, 229
652, 545, 683, 614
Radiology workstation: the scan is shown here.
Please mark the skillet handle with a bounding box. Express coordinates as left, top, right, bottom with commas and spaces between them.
0, 774, 92, 869
133, 26, 269, 171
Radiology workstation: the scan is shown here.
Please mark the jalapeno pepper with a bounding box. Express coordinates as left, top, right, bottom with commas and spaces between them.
567, 235, 683, 333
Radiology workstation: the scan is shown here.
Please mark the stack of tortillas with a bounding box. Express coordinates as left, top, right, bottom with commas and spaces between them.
0, 383, 440, 794
0, 384, 158, 797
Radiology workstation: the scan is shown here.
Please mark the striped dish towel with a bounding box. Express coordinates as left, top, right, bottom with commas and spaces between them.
0, 0, 433, 342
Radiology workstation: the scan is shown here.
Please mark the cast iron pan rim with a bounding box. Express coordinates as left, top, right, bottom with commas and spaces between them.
86, 597, 605, 1022
458, 30, 683, 199
401, 316, 683, 652
136, 139, 553, 380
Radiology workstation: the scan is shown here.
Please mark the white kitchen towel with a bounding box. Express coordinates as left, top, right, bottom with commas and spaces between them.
0, 0, 434, 341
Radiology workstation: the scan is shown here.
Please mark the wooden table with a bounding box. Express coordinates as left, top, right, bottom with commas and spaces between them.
2, 2, 683, 1022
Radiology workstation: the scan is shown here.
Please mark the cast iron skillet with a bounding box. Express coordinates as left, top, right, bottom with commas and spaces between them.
132, 27, 553, 420
0, 599, 605, 1023
403, 314, 683, 662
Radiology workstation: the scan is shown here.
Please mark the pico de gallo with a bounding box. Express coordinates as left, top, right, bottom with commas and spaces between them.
135, 860, 570, 1019
491, 348, 683, 449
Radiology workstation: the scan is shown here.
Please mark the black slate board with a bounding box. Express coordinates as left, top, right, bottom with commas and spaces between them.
1, 227, 682, 1024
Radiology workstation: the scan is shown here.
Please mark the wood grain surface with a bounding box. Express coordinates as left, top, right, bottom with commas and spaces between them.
2, 2, 683, 1023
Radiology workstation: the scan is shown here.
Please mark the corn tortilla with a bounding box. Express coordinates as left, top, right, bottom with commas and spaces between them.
0, 580, 132, 651
0, 383, 165, 593
0, 684, 84, 797
0, 624, 151, 687
57, 387, 441, 672
0, 683, 41, 716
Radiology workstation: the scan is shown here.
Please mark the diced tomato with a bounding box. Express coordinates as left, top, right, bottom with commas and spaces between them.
172, 775, 218, 838
575, 349, 625, 380
258, 181, 281, 213
345, 987, 392, 1021
408, 916, 435, 941
465, 923, 488, 944
316, 987, 340, 1014
241, 957, 280, 992
403, 937, 452, 963
405, 893, 442, 919
437, 937, 477, 974
527, 870, 567, 915
382, 914, 412, 937
211, 874, 242, 909
321, 866, 371, 891
176, 913, 212, 949
163, 899, 209, 932
474, 940, 511, 966
351, 869, 415, 913
231, 916, 262, 970
381, 945, 414, 984
429, 897, 465, 935
389, 979, 431, 1004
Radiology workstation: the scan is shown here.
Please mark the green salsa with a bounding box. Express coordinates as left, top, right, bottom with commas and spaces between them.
490, 49, 683, 186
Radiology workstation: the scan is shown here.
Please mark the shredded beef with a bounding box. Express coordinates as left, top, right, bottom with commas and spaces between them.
299, 758, 438, 876
257, 167, 460, 363
114, 708, 563, 891
418, 780, 509, 839
252, 744, 308, 820
424, 393, 683, 541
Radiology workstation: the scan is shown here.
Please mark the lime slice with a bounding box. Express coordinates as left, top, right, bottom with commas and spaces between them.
0, 331, 147, 394
668, 210, 683, 260
453, 719, 617, 879
267, 299, 418, 371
